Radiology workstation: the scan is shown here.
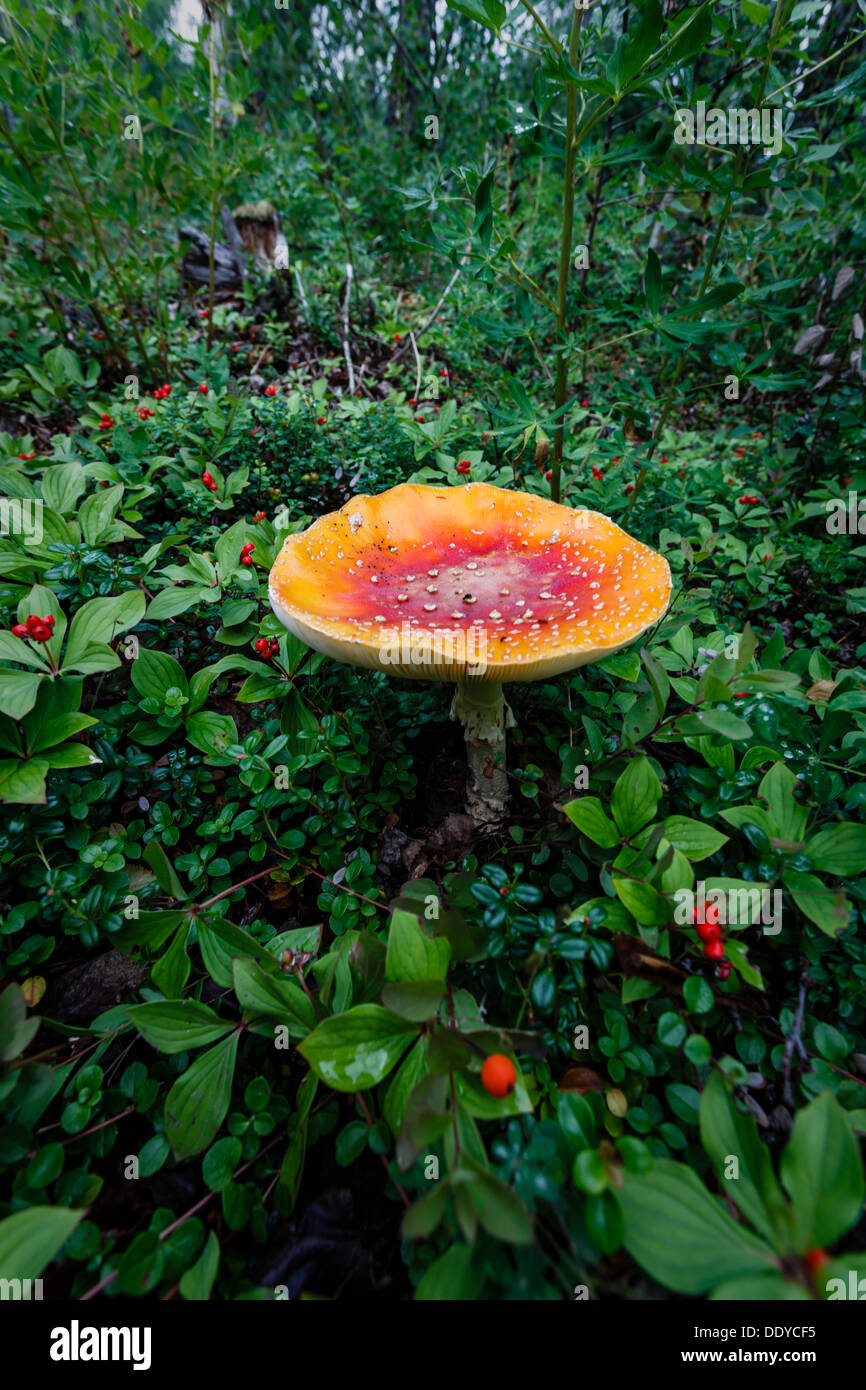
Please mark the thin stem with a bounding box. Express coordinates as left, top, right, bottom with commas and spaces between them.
552, 4, 585, 503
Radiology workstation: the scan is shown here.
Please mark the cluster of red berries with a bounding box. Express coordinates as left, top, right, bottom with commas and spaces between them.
98, 413, 115, 431
316, 416, 326, 425
738, 494, 760, 505
456, 460, 471, 475
264, 384, 277, 397
201, 471, 218, 492
694, 904, 731, 981
414, 415, 425, 423
154, 383, 172, 400
137, 407, 156, 421
16, 452, 35, 460
253, 510, 266, 522
254, 637, 279, 659
240, 542, 255, 567
12, 613, 55, 643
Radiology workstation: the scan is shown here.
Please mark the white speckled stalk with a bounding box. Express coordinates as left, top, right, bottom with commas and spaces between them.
450, 681, 515, 832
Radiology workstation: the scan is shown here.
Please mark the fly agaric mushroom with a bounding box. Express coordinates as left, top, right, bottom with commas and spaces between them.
269, 482, 671, 830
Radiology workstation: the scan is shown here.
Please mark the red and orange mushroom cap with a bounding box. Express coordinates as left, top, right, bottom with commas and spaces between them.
269, 482, 671, 682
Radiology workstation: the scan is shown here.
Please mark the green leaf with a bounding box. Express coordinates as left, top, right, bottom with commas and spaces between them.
179, 1229, 220, 1301
783, 870, 850, 939
563, 796, 621, 847
662, 816, 729, 860
780, 1091, 865, 1250
614, 876, 671, 926
143, 841, 187, 902
202, 1137, 242, 1192
297, 1005, 418, 1091
611, 756, 661, 837
164, 1031, 239, 1159
555, 1092, 596, 1149
150, 924, 191, 999
231, 956, 317, 1034
0, 756, 48, 803
0, 631, 49, 670
78, 483, 124, 545
197, 917, 274, 989
383, 1038, 428, 1136
0, 1206, 82, 1281
146, 585, 206, 621
414, 1241, 483, 1300
0, 982, 40, 1061
710, 1273, 810, 1301
741, 0, 770, 21
461, 1169, 533, 1244
385, 908, 451, 983
683, 976, 714, 1015
63, 591, 145, 670
678, 710, 752, 739
401, 1185, 448, 1239
454, 1069, 533, 1118
699, 1072, 789, 1246
185, 710, 237, 757
126, 1000, 234, 1054
116, 1231, 164, 1296
40, 461, 86, 514
760, 761, 808, 843
131, 648, 189, 702
380, 979, 447, 1021
619, 1159, 775, 1293
585, 1190, 625, 1254
804, 824, 866, 877
0, 668, 44, 719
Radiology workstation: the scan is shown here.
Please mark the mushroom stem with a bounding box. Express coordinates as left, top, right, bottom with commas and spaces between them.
450, 681, 515, 832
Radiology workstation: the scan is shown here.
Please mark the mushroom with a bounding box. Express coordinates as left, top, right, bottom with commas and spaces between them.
269, 482, 671, 831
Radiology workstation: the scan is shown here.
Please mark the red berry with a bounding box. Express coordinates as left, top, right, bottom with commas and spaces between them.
697, 921, 721, 942
481, 1054, 517, 1099
545, 470, 553, 480
11, 624, 28, 638
265, 384, 277, 397
704, 938, 725, 960
804, 1247, 829, 1275
316, 416, 326, 424
717, 963, 732, 982
198, 382, 208, 395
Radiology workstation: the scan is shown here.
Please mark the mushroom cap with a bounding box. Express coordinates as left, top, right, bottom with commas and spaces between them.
269, 482, 671, 682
